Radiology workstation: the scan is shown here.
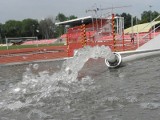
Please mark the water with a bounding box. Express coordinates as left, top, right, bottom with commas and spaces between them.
0, 46, 160, 120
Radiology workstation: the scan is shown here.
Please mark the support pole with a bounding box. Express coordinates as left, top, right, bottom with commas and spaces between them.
66, 32, 70, 57
122, 17, 125, 51
81, 24, 87, 47
112, 14, 116, 51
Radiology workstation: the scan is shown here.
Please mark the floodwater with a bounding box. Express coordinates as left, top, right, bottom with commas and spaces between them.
0, 46, 160, 120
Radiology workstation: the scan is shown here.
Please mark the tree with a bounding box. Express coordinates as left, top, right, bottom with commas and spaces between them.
21, 18, 39, 37
55, 13, 68, 37
117, 13, 140, 29
0, 23, 3, 43
4, 20, 22, 37
120, 13, 132, 29
140, 11, 160, 23
56, 13, 67, 22
67, 15, 77, 20
39, 17, 56, 39
0, 23, 3, 38
55, 13, 78, 37
152, 11, 160, 21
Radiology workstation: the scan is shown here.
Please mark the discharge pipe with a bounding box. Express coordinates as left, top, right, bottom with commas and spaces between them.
105, 52, 122, 68
105, 49, 160, 68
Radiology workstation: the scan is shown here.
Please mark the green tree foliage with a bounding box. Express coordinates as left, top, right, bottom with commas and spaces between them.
140, 11, 160, 23
0, 23, 4, 43
120, 13, 132, 29
0, 23, 4, 37
0, 13, 78, 39
152, 11, 160, 21
55, 13, 77, 21
55, 13, 78, 37
0, 23, 7, 43
21, 19, 39, 37
56, 13, 67, 22
55, 13, 67, 37
39, 17, 55, 39
4, 20, 22, 37
1, 19, 40, 39
67, 15, 77, 20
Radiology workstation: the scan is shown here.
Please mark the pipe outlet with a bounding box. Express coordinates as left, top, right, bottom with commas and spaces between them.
105, 52, 122, 68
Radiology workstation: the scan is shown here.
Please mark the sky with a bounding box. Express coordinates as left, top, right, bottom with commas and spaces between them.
0, 0, 159, 23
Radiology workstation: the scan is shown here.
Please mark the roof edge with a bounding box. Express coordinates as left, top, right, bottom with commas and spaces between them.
55, 16, 93, 25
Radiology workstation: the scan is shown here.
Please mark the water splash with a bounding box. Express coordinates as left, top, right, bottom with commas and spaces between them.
1, 45, 112, 110
62, 45, 111, 81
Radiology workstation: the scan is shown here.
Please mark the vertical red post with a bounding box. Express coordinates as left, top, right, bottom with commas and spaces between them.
66, 31, 70, 57
81, 24, 84, 47
83, 24, 87, 46
81, 24, 87, 47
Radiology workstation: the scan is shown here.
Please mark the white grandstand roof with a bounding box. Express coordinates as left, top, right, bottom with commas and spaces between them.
55, 16, 108, 26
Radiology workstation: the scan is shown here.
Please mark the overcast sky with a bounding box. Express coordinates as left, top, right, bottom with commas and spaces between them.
0, 0, 159, 23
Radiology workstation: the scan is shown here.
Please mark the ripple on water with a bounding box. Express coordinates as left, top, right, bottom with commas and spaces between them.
140, 102, 160, 110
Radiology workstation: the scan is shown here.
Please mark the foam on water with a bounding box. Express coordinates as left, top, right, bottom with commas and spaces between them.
1, 45, 112, 110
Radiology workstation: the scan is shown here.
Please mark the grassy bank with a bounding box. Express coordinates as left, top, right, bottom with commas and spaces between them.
0, 43, 65, 51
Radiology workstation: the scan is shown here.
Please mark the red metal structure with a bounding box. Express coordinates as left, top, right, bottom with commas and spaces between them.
64, 15, 134, 57
56, 15, 160, 57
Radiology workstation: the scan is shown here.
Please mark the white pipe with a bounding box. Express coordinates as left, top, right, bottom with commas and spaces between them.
105, 49, 160, 68
122, 50, 160, 63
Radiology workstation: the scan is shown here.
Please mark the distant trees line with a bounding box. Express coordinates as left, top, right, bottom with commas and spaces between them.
0, 10, 159, 43
119, 10, 160, 29
0, 13, 77, 43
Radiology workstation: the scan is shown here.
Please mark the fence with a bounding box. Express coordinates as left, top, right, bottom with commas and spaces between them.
66, 14, 160, 57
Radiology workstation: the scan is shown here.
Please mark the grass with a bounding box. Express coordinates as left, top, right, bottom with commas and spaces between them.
0, 43, 65, 51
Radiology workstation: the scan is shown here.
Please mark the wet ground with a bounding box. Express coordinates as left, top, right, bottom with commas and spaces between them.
0, 46, 160, 120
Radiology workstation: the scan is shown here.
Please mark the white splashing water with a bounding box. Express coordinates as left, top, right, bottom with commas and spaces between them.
2, 45, 112, 110
62, 45, 111, 82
